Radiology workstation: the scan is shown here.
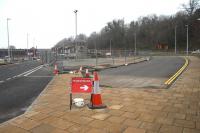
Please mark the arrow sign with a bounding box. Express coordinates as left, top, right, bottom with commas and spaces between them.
71, 77, 92, 93
80, 85, 89, 91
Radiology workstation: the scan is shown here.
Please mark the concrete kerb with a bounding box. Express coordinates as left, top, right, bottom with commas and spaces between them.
26, 77, 56, 112
0, 75, 56, 127
61, 57, 150, 73
59, 57, 151, 74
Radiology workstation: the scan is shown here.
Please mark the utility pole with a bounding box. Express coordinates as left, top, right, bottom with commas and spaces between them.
74, 10, 78, 60
175, 26, 177, 54
186, 25, 189, 55
134, 32, 137, 56
110, 39, 112, 54
33, 38, 35, 58
7, 18, 11, 62
27, 33, 29, 58
94, 40, 97, 68
110, 39, 114, 64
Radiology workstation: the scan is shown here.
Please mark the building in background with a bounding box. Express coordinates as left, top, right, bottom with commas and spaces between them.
52, 38, 87, 59
155, 43, 169, 50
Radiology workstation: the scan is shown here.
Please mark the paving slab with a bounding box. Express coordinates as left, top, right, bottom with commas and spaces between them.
0, 56, 200, 133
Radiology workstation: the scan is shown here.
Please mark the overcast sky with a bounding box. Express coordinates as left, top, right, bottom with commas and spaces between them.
0, 0, 188, 49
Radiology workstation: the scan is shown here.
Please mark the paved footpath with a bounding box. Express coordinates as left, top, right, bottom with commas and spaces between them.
0, 56, 200, 133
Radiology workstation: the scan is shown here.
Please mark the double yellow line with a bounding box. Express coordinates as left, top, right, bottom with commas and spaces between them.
164, 57, 189, 85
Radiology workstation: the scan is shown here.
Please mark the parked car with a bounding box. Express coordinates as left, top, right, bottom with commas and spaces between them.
0, 58, 5, 64
192, 49, 200, 54
4, 56, 11, 63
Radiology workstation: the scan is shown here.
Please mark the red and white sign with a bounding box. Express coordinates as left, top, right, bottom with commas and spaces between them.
71, 77, 92, 93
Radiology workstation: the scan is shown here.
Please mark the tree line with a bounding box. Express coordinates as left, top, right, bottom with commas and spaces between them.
61, 0, 200, 52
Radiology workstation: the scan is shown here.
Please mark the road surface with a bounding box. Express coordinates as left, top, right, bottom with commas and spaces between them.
100, 56, 185, 88
0, 61, 53, 123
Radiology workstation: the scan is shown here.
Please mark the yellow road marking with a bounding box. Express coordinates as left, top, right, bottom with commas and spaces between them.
164, 57, 189, 85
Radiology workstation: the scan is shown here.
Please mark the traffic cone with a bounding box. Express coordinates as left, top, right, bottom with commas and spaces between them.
85, 69, 90, 77
53, 64, 59, 75
88, 71, 106, 109
79, 66, 83, 72
76, 66, 83, 76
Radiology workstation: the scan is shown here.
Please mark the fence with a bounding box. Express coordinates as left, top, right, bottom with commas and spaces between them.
39, 49, 196, 72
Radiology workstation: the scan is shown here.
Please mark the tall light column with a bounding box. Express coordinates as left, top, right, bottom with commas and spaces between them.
74, 10, 78, 60
27, 33, 29, 57
175, 26, 177, 54
110, 39, 112, 54
134, 32, 137, 56
7, 18, 11, 61
186, 25, 189, 55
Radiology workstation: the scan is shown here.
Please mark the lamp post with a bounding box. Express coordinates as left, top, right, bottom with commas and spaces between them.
27, 33, 29, 59
110, 39, 112, 54
7, 18, 11, 62
134, 32, 137, 56
74, 10, 78, 60
175, 26, 177, 54
110, 39, 115, 64
95, 40, 97, 68
186, 25, 189, 55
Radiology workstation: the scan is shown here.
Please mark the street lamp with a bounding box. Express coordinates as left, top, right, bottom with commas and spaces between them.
27, 33, 29, 59
74, 10, 78, 60
174, 25, 177, 54
185, 25, 189, 55
7, 18, 11, 61
110, 39, 112, 54
134, 32, 137, 56
109, 39, 115, 64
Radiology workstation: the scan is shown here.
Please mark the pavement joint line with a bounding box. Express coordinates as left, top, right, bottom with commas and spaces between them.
164, 57, 189, 85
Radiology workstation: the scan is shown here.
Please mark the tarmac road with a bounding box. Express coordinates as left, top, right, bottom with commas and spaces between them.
0, 61, 41, 81
0, 61, 53, 123
100, 56, 185, 88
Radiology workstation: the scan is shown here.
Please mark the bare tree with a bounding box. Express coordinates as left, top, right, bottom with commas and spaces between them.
182, 0, 200, 16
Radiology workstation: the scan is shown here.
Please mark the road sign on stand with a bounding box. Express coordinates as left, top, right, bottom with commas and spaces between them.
70, 77, 92, 110
71, 77, 92, 93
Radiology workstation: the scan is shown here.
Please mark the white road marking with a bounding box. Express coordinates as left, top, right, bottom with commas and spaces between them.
1, 65, 44, 83
6, 78, 11, 81
16, 65, 43, 77
26, 76, 53, 78
0, 65, 44, 83
24, 65, 43, 76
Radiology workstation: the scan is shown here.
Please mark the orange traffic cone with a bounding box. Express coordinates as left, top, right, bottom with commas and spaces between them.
79, 66, 83, 72
85, 69, 90, 77
53, 64, 59, 75
88, 71, 106, 109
